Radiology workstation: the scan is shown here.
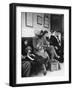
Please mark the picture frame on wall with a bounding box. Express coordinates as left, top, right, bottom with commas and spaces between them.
25, 12, 33, 27
10, 3, 71, 87
44, 15, 49, 28
37, 15, 42, 25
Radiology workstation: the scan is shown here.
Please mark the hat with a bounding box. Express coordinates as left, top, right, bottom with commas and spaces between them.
35, 30, 44, 39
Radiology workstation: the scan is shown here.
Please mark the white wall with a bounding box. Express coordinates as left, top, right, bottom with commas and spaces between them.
0, 0, 73, 90
21, 12, 50, 37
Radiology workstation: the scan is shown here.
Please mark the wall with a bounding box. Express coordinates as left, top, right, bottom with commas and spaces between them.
21, 12, 50, 37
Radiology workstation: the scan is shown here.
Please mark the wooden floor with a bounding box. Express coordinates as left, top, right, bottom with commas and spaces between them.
32, 63, 64, 77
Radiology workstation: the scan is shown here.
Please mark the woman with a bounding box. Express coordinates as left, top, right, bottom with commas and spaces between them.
33, 31, 50, 75
40, 30, 60, 61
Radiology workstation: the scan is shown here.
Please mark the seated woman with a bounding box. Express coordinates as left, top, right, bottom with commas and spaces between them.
41, 30, 60, 61
22, 40, 33, 77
